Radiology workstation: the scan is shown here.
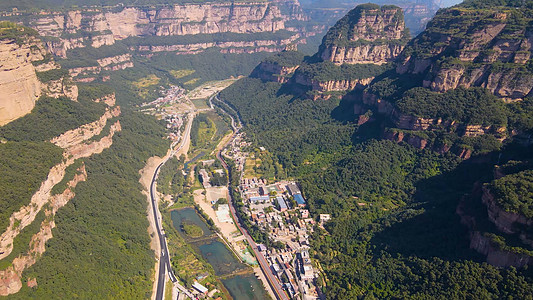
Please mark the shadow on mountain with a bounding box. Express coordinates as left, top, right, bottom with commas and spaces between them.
369, 154, 499, 261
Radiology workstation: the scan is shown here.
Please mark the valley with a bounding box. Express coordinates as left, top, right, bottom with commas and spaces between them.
0, 0, 532, 299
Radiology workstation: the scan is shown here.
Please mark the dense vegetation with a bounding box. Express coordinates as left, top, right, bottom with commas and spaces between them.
0, 96, 106, 142
395, 87, 509, 127
12, 110, 168, 299
297, 61, 391, 81
220, 73, 533, 298
262, 50, 305, 67
35, 69, 69, 83
157, 156, 187, 197
490, 169, 533, 218
0, 142, 63, 231
181, 221, 204, 238
0, 21, 38, 44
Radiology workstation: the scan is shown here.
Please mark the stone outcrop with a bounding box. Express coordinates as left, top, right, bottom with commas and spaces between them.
24, 1, 306, 58
294, 72, 372, 99
0, 38, 44, 125
317, 4, 408, 65
456, 169, 533, 269
321, 44, 404, 65
469, 231, 532, 268
0, 26, 80, 125
482, 186, 533, 240
135, 36, 300, 56
396, 6, 533, 101
0, 95, 121, 296
41, 77, 79, 101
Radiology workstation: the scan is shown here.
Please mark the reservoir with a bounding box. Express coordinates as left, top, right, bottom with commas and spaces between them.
171, 208, 269, 299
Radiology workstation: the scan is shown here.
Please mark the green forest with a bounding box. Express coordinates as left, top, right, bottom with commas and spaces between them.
219, 72, 533, 298
11, 110, 168, 299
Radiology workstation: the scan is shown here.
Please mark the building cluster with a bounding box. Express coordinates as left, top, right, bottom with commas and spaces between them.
164, 114, 184, 141
142, 85, 185, 107
221, 132, 250, 173
187, 276, 222, 300
240, 180, 324, 299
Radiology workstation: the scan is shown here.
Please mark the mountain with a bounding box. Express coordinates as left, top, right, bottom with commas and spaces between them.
0, 22, 77, 125
0, 21, 168, 298
218, 0, 533, 298
358, 0, 533, 156
300, 0, 442, 34
252, 4, 408, 99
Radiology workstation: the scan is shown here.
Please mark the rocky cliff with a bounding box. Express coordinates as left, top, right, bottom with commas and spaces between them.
395, 1, 533, 101
18, 1, 306, 58
317, 4, 409, 65
456, 161, 533, 269
0, 33, 44, 126
355, 0, 533, 156
0, 24, 77, 125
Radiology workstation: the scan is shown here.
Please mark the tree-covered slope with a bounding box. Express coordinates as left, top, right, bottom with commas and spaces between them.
218, 0, 533, 298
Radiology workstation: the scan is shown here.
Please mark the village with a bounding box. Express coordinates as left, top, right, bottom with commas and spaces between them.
220, 130, 326, 300
142, 80, 326, 299
240, 178, 327, 299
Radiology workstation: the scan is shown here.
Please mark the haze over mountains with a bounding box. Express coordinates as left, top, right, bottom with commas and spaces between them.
0, 0, 532, 299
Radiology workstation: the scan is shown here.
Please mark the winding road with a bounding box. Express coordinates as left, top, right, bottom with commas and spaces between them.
212, 95, 290, 300
150, 112, 195, 300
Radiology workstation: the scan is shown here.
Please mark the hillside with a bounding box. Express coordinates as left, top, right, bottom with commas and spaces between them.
0, 23, 168, 298
0, 22, 78, 125
251, 4, 406, 99
356, 0, 533, 157
218, 0, 533, 298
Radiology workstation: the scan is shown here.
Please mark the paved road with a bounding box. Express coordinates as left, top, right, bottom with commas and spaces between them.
150, 112, 196, 300
212, 96, 289, 300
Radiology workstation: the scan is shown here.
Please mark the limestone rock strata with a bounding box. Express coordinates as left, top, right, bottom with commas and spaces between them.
0, 33, 80, 125
294, 72, 372, 93
135, 37, 300, 55
318, 4, 408, 65
25, 1, 306, 57
321, 44, 404, 65
396, 7, 533, 101
0, 39, 44, 126
469, 231, 532, 268
482, 186, 533, 239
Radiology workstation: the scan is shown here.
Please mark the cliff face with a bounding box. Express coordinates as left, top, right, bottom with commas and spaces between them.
294, 72, 372, 99
469, 231, 532, 268
0, 24, 80, 125
317, 4, 408, 65
396, 5, 533, 101
456, 163, 533, 269
24, 1, 306, 58
0, 38, 43, 126
0, 93, 121, 296
482, 186, 533, 238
